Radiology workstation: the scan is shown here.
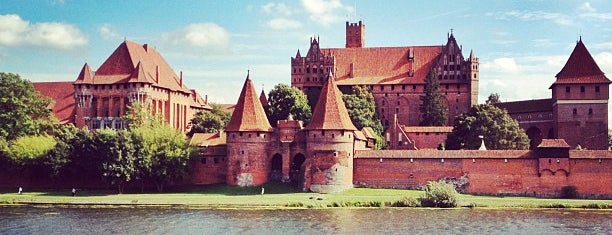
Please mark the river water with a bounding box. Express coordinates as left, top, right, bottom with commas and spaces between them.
1, 207, 611, 234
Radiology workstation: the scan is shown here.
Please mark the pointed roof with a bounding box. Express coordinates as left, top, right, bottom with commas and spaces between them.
259, 89, 269, 108
295, 49, 301, 58
225, 72, 273, 132
74, 63, 94, 85
306, 72, 357, 131
88, 40, 191, 93
552, 39, 610, 86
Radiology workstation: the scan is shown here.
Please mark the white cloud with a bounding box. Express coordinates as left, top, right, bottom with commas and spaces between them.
579, 2, 596, 13
98, 24, 119, 40
0, 14, 87, 50
160, 22, 231, 54
300, 0, 352, 27
489, 10, 574, 26
481, 57, 520, 74
267, 18, 302, 30
594, 52, 612, 73
261, 2, 293, 16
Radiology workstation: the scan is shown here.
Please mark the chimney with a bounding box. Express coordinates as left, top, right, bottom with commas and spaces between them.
155, 66, 159, 83
180, 71, 183, 87
205, 95, 208, 104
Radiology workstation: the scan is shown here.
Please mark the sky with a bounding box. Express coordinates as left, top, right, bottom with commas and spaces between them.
1, 0, 612, 123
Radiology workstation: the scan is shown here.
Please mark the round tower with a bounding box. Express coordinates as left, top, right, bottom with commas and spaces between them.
225, 72, 273, 186
304, 72, 357, 193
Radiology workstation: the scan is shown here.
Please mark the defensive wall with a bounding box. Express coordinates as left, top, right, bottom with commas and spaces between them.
354, 149, 612, 198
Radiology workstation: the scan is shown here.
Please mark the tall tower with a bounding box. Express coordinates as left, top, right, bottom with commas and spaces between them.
73, 63, 94, 128
550, 39, 610, 149
304, 72, 357, 193
468, 50, 479, 106
225, 72, 273, 186
345, 21, 365, 48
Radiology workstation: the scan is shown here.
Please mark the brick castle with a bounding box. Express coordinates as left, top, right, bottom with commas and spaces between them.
32, 21, 611, 197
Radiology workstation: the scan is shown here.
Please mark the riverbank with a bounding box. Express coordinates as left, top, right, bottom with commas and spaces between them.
1, 185, 611, 209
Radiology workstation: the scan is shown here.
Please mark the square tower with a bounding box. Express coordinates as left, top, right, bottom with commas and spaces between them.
345, 21, 365, 48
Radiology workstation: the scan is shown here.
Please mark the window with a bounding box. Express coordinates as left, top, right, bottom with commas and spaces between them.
201, 158, 207, 164
573, 108, 577, 115
595, 86, 600, 92
580, 86, 585, 93
566, 86, 570, 93
214, 158, 219, 164
413, 85, 416, 90
589, 108, 593, 115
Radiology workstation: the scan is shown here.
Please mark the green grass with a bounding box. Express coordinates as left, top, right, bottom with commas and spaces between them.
0, 184, 610, 209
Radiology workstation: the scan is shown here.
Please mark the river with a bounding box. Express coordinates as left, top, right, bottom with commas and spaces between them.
1, 207, 610, 234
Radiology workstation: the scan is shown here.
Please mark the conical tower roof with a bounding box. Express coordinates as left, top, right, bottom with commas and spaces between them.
306, 72, 357, 131
74, 63, 94, 85
127, 61, 154, 84
226, 72, 273, 132
552, 39, 610, 86
259, 89, 269, 108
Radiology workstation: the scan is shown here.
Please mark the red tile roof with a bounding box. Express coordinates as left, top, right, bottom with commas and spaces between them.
325, 46, 443, 85
190, 132, 226, 147
362, 127, 377, 139
355, 149, 535, 159
225, 74, 273, 132
495, 99, 553, 114
306, 73, 357, 131
33, 82, 76, 124
402, 125, 453, 133
77, 40, 192, 93
537, 139, 570, 148
552, 39, 610, 87
74, 63, 93, 85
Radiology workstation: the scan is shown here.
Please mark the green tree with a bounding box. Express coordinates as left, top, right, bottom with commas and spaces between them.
94, 129, 137, 194
342, 85, 386, 149
132, 125, 190, 192
445, 104, 529, 150
267, 84, 312, 126
188, 103, 231, 137
419, 69, 447, 126
0, 72, 53, 141
43, 124, 80, 178
122, 102, 164, 129
3, 135, 56, 165
486, 93, 501, 105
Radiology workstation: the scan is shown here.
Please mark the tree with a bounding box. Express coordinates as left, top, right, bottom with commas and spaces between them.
486, 93, 501, 105
0, 72, 53, 141
188, 103, 231, 137
342, 85, 386, 149
445, 104, 529, 150
122, 102, 163, 129
419, 69, 447, 126
3, 135, 56, 165
267, 84, 311, 126
95, 129, 137, 194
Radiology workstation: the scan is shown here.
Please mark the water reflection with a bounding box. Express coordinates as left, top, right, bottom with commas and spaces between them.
1, 207, 610, 234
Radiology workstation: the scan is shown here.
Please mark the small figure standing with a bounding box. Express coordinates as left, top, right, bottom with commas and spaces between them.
18, 187, 22, 195
71, 188, 76, 197
261, 187, 265, 196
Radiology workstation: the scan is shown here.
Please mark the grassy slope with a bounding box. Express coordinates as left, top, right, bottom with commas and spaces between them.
0, 184, 610, 209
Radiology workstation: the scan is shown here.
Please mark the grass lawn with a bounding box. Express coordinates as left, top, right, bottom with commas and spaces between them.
0, 183, 610, 209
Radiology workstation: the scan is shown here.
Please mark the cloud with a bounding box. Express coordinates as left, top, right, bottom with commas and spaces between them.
300, 0, 352, 27
267, 18, 302, 30
0, 14, 87, 50
98, 24, 120, 40
579, 2, 596, 13
261, 2, 293, 16
481, 57, 520, 74
489, 10, 574, 26
160, 22, 231, 54
578, 2, 612, 21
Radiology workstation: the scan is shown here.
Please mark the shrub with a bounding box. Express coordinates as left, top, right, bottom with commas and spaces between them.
419, 181, 459, 208
560, 185, 577, 199
391, 196, 420, 207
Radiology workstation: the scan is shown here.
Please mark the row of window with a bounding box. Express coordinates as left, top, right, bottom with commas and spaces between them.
565, 85, 600, 93
200, 157, 224, 165
76, 83, 143, 91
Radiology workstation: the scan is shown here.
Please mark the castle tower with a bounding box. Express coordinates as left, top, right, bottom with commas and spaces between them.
468, 50, 479, 106
304, 72, 357, 193
550, 38, 610, 149
73, 63, 94, 128
225, 72, 273, 186
345, 21, 365, 48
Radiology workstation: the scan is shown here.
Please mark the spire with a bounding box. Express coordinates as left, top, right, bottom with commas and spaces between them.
555, 39, 606, 79
128, 61, 152, 83
259, 88, 269, 109
226, 72, 272, 132
295, 49, 301, 58
306, 71, 357, 130
74, 63, 94, 84
469, 50, 474, 59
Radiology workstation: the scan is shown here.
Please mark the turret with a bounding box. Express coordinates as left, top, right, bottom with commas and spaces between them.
345, 21, 365, 48
304, 71, 357, 193
225, 71, 273, 186
550, 38, 611, 149
468, 49, 479, 105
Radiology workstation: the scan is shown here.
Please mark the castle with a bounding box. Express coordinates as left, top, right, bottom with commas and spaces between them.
31, 21, 611, 197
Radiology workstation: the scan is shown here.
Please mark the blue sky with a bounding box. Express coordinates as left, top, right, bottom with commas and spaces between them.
1, 0, 612, 121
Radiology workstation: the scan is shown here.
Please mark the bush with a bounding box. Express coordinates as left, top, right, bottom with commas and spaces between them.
560, 185, 577, 199
391, 196, 420, 207
419, 181, 459, 208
